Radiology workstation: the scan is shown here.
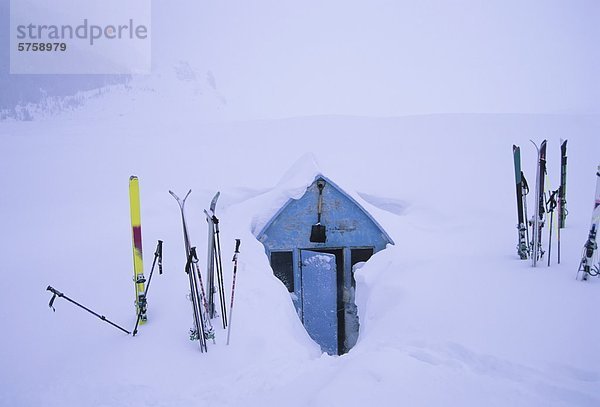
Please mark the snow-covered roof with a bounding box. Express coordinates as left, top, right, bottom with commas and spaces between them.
256, 173, 394, 245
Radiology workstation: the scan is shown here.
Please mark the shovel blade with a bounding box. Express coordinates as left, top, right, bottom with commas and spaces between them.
310, 224, 326, 243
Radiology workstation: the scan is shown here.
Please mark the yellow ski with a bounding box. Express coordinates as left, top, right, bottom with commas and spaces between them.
129, 176, 147, 323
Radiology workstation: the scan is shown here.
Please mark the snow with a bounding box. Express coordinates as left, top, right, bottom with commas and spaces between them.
2, 1, 600, 405
1, 112, 599, 406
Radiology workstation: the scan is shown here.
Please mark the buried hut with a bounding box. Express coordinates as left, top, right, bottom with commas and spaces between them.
257, 174, 394, 355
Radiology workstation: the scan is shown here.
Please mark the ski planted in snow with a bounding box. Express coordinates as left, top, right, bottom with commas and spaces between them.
204, 192, 228, 329
129, 176, 147, 323
513, 145, 530, 259
558, 139, 568, 229
204, 192, 219, 320
530, 140, 547, 267
578, 165, 600, 281
170, 190, 212, 351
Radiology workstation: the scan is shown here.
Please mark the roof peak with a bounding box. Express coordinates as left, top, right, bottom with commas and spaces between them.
257, 173, 394, 245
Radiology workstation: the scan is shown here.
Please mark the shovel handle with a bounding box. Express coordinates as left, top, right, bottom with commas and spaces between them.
316, 180, 325, 222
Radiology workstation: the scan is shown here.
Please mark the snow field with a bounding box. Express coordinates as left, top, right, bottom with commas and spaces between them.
1, 111, 599, 406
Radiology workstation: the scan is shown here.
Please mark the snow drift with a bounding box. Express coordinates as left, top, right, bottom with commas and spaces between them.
1, 109, 599, 406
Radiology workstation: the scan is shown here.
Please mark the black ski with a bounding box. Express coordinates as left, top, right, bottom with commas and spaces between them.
204, 192, 224, 323
558, 139, 568, 229
530, 140, 547, 266
204, 207, 228, 329
513, 145, 530, 259
170, 190, 210, 351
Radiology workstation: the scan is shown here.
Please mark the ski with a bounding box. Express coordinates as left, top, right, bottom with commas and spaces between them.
578, 165, 600, 281
530, 140, 547, 267
129, 176, 147, 323
512, 145, 530, 259
205, 192, 220, 320
204, 192, 228, 329
170, 190, 210, 352
558, 139, 568, 229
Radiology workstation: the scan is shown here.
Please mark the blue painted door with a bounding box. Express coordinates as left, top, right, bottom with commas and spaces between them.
301, 250, 338, 355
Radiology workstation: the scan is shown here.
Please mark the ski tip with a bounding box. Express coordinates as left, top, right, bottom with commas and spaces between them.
130, 175, 138, 181
210, 191, 221, 211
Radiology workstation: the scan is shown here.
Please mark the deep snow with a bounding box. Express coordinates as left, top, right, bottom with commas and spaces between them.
1, 108, 599, 406
2, 1, 600, 405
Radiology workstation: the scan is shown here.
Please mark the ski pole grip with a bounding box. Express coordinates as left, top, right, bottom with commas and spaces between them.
190, 247, 199, 262
47, 285, 62, 311
235, 239, 241, 253
156, 240, 163, 274
184, 251, 193, 274
47, 285, 62, 297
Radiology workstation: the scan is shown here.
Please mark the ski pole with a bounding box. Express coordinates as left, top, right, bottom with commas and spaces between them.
190, 246, 215, 339
522, 172, 531, 257
226, 239, 241, 345
187, 247, 208, 351
558, 186, 562, 264
557, 222, 561, 264
47, 286, 131, 334
204, 210, 216, 320
213, 215, 228, 329
188, 246, 215, 344
547, 209, 554, 267
547, 190, 557, 267
133, 240, 163, 336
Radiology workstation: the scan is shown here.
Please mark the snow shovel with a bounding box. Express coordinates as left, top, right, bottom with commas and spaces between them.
310, 180, 327, 243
